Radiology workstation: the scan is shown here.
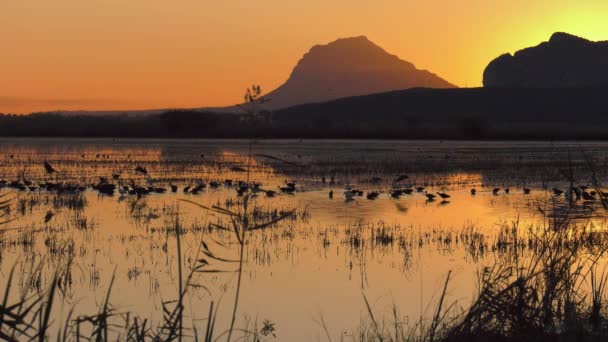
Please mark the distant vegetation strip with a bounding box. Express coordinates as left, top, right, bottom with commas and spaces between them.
2, 87, 608, 139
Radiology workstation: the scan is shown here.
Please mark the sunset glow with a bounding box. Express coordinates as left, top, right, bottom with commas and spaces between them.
2, 0, 608, 113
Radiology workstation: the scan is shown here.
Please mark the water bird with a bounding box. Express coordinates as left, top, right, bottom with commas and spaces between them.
11, 182, 27, 191
329, 190, 334, 199
279, 182, 296, 194
130, 185, 149, 197
251, 186, 262, 196
437, 192, 451, 199
553, 188, 564, 196
582, 191, 595, 201
237, 186, 249, 196
191, 183, 206, 194
416, 187, 425, 192
394, 175, 408, 183
504, 188, 510, 194
425, 192, 436, 201
135, 166, 147, 174
343, 190, 355, 200
366, 192, 380, 200
278, 185, 295, 194
97, 183, 116, 195
183, 185, 191, 193
43, 161, 56, 174
265, 190, 277, 197
492, 188, 500, 195
170, 183, 177, 192
471, 189, 477, 195
44, 210, 55, 223
209, 181, 220, 188
224, 179, 233, 186
523, 188, 531, 194
350, 189, 364, 196
390, 190, 402, 198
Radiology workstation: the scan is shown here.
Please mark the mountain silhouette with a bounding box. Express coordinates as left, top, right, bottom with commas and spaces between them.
29, 36, 454, 115
484, 32, 608, 87
262, 36, 455, 109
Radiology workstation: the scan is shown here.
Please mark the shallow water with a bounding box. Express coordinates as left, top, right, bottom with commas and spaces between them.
1, 138, 608, 340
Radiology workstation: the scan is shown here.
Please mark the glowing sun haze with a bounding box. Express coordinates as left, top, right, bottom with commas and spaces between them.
2, 0, 608, 114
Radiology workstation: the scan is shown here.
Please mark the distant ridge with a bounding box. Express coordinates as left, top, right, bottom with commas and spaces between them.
5, 87, 608, 139
262, 36, 455, 109
484, 32, 608, 87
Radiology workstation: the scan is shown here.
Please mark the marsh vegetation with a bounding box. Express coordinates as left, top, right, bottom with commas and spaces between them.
2, 139, 608, 340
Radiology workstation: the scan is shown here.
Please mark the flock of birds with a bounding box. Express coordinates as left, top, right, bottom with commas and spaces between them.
334, 184, 608, 204
0, 161, 294, 199
1, 162, 607, 206
335, 185, 510, 202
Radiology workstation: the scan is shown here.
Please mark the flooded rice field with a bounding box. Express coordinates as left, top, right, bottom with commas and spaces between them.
2, 138, 608, 341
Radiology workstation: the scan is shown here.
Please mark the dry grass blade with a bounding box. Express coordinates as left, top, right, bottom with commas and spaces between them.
37, 271, 59, 340
178, 199, 238, 217
0, 265, 41, 341
429, 271, 452, 342
362, 294, 384, 341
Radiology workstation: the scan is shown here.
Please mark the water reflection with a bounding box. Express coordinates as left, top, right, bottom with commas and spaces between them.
1, 139, 608, 340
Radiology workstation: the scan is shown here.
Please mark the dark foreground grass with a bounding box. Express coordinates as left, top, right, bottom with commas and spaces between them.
358, 214, 608, 342
0, 192, 287, 341
3, 202, 608, 341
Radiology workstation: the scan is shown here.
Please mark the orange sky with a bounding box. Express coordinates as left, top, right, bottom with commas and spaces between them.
1, 0, 608, 114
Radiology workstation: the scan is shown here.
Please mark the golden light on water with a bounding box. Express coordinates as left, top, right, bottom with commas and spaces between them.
1, 140, 608, 339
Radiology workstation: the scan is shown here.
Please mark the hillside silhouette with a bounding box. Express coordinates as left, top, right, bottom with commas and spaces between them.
2, 86, 608, 139
255, 36, 456, 109
484, 32, 608, 87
